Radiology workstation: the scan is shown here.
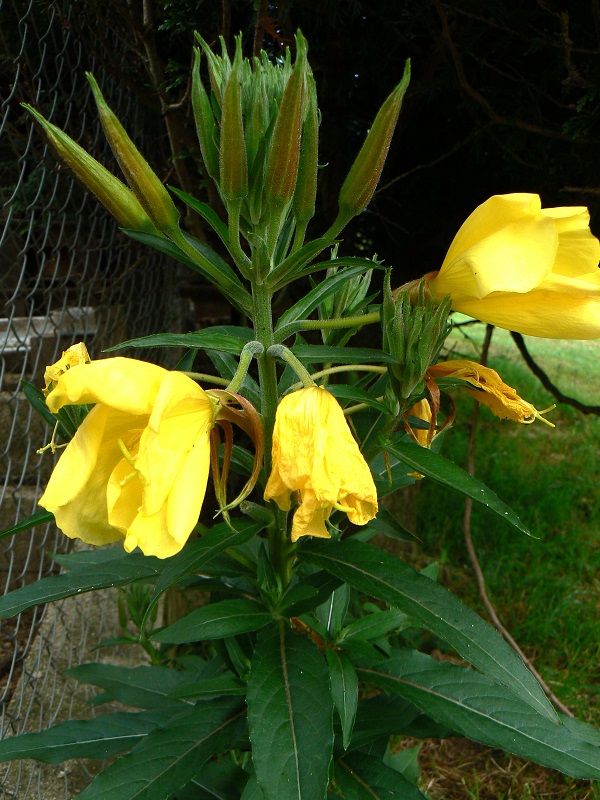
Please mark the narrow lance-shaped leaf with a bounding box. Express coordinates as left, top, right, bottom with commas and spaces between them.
358, 650, 600, 781
247, 622, 334, 800
76, 697, 246, 800
335, 751, 431, 800
383, 435, 530, 536
298, 538, 556, 722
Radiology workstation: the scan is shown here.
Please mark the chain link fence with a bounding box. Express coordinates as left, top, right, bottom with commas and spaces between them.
0, 1, 187, 795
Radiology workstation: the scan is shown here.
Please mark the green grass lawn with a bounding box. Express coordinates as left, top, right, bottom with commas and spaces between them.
413, 318, 600, 797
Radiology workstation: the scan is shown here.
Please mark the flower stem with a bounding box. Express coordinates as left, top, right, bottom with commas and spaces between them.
274, 310, 381, 343
267, 345, 316, 387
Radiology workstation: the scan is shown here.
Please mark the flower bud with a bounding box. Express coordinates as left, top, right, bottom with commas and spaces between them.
263, 32, 308, 209
86, 73, 180, 232
337, 60, 410, 226
23, 105, 156, 232
382, 271, 451, 401
219, 41, 248, 205
192, 48, 220, 183
292, 72, 319, 230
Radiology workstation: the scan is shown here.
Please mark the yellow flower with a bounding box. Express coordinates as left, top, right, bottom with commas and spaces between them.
264, 386, 378, 541
407, 398, 433, 448
428, 359, 553, 425
39, 357, 217, 558
43, 342, 91, 396
428, 193, 600, 339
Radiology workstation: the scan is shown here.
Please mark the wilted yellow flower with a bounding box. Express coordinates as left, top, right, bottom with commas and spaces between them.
43, 342, 91, 396
264, 386, 378, 541
39, 357, 217, 558
407, 399, 433, 447
428, 193, 600, 339
428, 359, 553, 425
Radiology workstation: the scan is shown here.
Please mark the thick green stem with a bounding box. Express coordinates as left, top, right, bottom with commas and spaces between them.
252, 276, 293, 588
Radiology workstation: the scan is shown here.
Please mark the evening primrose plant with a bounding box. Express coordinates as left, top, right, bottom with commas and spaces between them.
3, 31, 600, 799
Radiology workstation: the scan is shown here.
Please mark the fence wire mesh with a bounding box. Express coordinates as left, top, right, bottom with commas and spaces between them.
0, 1, 184, 795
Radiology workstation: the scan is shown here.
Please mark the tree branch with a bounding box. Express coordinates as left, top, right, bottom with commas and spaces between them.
511, 332, 600, 416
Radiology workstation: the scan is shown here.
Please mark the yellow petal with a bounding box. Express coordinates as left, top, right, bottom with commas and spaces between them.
265, 386, 377, 540
39, 405, 128, 545
45, 357, 167, 415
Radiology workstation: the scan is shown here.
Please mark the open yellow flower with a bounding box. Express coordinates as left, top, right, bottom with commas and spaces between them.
39, 357, 217, 558
264, 386, 378, 541
428, 359, 553, 425
428, 193, 600, 339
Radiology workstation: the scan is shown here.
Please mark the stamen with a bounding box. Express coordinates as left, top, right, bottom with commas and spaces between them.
36, 422, 68, 455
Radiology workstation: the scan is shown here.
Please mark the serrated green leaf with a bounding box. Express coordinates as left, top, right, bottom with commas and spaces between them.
358, 650, 600, 780
247, 622, 334, 800
0, 552, 162, 619
67, 663, 194, 709
0, 708, 174, 764
153, 598, 272, 643
0, 509, 54, 540
104, 325, 253, 355
335, 751, 430, 799
298, 538, 556, 722
77, 698, 245, 800
383, 436, 530, 536
326, 649, 358, 750
291, 345, 396, 364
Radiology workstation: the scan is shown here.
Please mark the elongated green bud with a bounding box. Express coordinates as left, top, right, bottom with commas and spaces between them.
263, 32, 308, 208
337, 60, 410, 225
23, 104, 156, 231
219, 40, 248, 205
86, 73, 180, 231
192, 48, 220, 182
292, 72, 319, 228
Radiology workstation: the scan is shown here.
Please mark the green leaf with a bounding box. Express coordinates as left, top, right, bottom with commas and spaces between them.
0, 708, 174, 764
272, 255, 383, 292
358, 650, 600, 780
169, 674, 246, 701
383, 436, 530, 536
269, 237, 337, 288
77, 698, 246, 800
176, 758, 248, 800
104, 325, 253, 355
335, 752, 431, 799
339, 609, 409, 643
315, 583, 350, 635
291, 345, 397, 364
247, 622, 334, 800
298, 538, 556, 722
0, 552, 162, 619
142, 520, 262, 628
21, 379, 76, 438
168, 186, 230, 246
326, 384, 389, 416
240, 775, 266, 800
349, 695, 421, 752
275, 264, 375, 331
384, 743, 421, 785
326, 649, 358, 750
359, 506, 414, 543
277, 571, 342, 617
153, 598, 272, 643
66, 663, 194, 709
0, 509, 54, 540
